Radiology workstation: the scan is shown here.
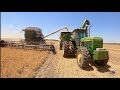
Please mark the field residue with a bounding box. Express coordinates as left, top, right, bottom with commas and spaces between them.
1, 48, 49, 78
36, 43, 120, 78
1, 41, 120, 78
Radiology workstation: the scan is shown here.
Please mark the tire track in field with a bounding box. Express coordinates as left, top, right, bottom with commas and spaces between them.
35, 42, 120, 78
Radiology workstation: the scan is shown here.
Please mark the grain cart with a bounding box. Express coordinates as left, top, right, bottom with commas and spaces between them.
60, 19, 109, 69
59, 32, 71, 50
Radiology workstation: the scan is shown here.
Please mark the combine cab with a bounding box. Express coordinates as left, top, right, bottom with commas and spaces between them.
23, 27, 45, 45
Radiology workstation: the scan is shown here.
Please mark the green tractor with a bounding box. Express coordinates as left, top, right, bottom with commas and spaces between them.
59, 19, 109, 69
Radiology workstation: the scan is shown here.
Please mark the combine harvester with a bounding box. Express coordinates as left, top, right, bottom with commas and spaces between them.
1, 27, 68, 54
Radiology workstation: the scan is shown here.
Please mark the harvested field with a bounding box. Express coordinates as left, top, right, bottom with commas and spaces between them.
35, 42, 120, 78
1, 47, 49, 78
1, 40, 120, 78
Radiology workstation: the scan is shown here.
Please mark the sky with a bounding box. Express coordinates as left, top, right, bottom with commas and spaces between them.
1, 12, 120, 43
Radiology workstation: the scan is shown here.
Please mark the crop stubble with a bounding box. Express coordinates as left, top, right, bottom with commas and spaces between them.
1, 41, 120, 78
35, 43, 120, 78
1, 47, 49, 78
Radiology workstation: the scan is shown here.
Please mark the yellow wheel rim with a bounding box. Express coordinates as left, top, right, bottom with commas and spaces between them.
77, 52, 82, 64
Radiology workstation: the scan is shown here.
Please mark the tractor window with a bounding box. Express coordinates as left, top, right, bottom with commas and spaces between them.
78, 32, 86, 39
78, 33, 82, 39
84, 32, 87, 37
83, 31, 87, 37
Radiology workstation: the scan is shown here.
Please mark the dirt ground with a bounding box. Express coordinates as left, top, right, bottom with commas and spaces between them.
35, 42, 120, 78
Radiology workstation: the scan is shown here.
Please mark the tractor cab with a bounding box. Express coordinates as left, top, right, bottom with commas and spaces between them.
71, 28, 88, 47
70, 19, 90, 47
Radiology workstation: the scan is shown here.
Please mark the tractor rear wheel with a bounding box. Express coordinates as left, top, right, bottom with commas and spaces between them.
95, 59, 108, 66
77, 47, 91, 69
69, 41, 77, 57
63, 48, 69, 58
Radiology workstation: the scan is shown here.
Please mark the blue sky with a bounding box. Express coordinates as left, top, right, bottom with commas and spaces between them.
1, 12, 120, 43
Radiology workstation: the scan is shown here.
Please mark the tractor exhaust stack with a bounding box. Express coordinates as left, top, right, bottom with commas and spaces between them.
87, 25, 92, 37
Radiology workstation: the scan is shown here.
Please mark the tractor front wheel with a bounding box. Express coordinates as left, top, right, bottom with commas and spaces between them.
77, 47, 91, 69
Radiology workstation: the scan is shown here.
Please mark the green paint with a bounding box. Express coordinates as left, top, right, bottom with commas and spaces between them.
60, 32, 71, 42
93, 50, 109, 60
81, 37, 103, 52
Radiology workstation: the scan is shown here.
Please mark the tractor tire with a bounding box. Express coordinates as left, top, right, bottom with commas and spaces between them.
63, 47, 70, 58
95, 59, 108, 66
77, 47, 91, 69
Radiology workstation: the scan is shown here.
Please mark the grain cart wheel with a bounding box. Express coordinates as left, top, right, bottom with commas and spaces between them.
60, 42, 63, 50
77, 47, 91, 69
95, 59, 108, 66
63, 41, 70, 58
69, 41, 77, 57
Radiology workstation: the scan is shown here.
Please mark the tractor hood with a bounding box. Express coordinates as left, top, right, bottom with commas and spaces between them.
81, 37, 103, 42
80, 37, 103, 51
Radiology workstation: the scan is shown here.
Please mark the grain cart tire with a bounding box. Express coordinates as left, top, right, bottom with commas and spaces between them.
95, 59, 108, 66
77, 47, 91, 69
60, 42, 63, 50
63, 41, 70, 58
69, 41, 77, 57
